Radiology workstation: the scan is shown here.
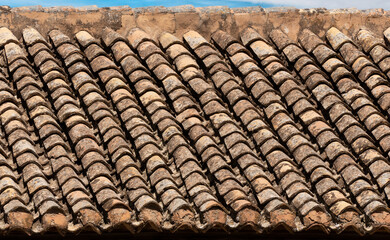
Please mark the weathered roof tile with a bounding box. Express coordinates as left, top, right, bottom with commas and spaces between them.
0, 11, 388, 236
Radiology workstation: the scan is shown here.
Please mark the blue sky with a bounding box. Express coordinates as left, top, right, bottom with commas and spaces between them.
2, 0, 274, 8
1, 0, 389, 10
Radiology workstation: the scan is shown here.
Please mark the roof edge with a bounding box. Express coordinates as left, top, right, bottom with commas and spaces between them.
1, 4, 390, 47
0, 5, 386, 15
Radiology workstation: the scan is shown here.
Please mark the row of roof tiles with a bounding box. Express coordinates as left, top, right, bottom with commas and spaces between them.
0, 25, 388, 236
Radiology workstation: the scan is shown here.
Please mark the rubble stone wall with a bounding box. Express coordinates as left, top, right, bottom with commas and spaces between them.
1, 5, 389, 42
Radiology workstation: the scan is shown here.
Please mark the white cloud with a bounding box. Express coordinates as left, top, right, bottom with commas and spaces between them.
0, 0, 98, 7
244, 0, 390, 10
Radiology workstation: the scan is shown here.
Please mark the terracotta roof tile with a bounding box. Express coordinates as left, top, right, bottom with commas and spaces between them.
0, 13, 389, 235
214, 29, 363, 232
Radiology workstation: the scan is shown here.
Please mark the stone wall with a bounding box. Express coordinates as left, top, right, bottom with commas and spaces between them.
1, 5, 389, 42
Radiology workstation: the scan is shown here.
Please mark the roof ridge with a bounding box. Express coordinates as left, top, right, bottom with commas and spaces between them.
0, 5, 386, 14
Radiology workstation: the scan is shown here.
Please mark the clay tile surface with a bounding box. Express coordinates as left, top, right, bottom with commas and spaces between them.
0, 5, 389, 238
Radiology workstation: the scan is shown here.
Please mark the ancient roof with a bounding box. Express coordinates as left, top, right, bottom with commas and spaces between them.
0, 5, 389, 238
